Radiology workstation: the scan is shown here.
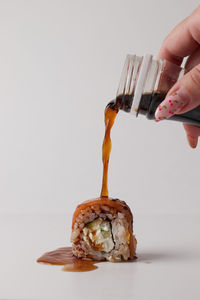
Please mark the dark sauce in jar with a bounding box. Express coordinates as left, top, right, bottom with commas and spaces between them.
115, 94, 133, 112
109, 93, 200, 127
140, 93, 200, 126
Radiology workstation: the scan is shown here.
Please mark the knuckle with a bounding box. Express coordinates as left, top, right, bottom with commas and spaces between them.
190, 65, 200, 88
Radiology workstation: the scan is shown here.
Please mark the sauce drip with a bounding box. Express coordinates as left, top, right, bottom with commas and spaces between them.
37, 103, 119, 272
100, 105, 118, 197
37, 247, 99, 272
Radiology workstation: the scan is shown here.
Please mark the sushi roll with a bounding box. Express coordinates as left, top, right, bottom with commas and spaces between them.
71, 198, 137, 262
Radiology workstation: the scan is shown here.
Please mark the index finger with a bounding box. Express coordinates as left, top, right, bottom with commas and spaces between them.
157, 6, 200, 65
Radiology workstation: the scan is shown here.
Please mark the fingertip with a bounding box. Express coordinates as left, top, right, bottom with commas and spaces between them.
154, 106, 165, 121
186, 134, 198, 149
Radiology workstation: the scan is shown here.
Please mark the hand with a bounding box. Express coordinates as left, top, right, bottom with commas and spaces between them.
155, 6, 200, 149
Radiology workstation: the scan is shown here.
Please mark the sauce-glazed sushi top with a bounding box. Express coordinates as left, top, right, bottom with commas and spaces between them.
72, 197, 133, 228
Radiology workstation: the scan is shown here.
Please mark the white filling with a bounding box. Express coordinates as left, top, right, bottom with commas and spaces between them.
72, 212, 132, 261
83, 218, 114, 253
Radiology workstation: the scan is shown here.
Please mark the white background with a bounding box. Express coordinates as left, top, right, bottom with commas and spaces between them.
0, 0, 200, 216
1, 2, 200, 300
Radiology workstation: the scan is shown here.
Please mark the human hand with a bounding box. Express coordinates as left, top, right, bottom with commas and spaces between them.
155, 6, 200, 148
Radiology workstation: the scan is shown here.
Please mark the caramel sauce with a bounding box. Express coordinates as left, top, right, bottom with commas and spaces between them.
101, 105, 118, 197
37, 247, 100, 272
37, 103, 119, 272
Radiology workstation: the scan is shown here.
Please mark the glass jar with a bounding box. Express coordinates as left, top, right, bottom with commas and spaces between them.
110, 54, 200, 126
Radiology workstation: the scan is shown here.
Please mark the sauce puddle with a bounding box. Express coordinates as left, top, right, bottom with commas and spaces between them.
37, 103, 119, 272
37, 247, 100, 272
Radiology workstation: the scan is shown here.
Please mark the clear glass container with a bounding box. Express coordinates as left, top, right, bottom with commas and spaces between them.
112, 54, 200, 126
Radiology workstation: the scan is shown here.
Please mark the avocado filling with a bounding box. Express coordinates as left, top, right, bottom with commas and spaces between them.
83, 218, 114, 252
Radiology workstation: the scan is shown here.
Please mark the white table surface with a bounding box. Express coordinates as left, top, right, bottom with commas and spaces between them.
1, 213, 200, 300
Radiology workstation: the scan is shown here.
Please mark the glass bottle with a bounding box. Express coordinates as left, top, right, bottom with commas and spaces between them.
110, 54, 200, 126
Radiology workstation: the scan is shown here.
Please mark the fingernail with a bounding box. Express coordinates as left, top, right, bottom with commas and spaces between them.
155, 89, 188, 120
187, 134, 198, 149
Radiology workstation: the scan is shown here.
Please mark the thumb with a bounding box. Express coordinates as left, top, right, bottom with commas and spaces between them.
155, 64, 200, 120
